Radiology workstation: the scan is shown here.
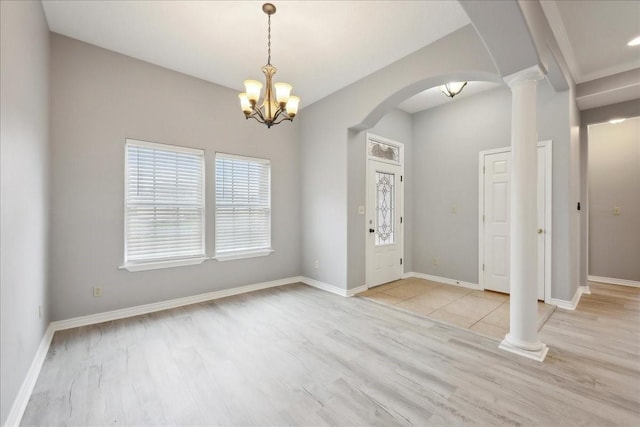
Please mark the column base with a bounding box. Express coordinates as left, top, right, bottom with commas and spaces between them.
499, 336, 549, 362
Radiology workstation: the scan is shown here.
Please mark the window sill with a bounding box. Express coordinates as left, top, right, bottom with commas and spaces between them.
119, 257, 207, 272
213, 249, 274, 262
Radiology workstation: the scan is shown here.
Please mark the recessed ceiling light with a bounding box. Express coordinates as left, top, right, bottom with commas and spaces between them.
628, 36, 640, 46
609, 118, 625, 124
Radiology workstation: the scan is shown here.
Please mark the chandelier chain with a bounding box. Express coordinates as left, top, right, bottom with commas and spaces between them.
267, 14, 271, 65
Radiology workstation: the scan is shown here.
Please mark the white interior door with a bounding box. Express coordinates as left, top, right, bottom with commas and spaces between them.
483, 151, 511, 294
481, 144, 549, 300
367, 160, 403, 287
536, 146, 547, 300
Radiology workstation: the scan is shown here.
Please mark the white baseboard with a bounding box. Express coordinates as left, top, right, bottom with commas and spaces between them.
4, 325, 55, 427
299, 277, 366, 297
3, 276, 303, 427
403, 272, 482, 291
51, 276, 302, 331
588, 275, 640, 288
547, 285, 586, 310
347, 284, 369, 296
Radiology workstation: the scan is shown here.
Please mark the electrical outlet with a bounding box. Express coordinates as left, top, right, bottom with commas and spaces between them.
314, 260, 319, 269
93, 287, 102, 297
358, 205, 365, 215
433, 257, 440, 266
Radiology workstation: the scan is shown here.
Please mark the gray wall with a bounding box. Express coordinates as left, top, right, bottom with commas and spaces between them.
0, 1, 51, 423
410, 81, 577, 300
588, 117, 640, 281
299, 102, 349, 288
347, 109, 413, 288
412, 86, 511, 283
569, 88, 582, 300
580, 100, 640, 286
301, 25, 499, 289
540, 86, 579, 301
49, 35, 301, 320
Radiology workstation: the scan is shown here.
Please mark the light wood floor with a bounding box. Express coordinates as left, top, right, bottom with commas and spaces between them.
22, 282, 640, 426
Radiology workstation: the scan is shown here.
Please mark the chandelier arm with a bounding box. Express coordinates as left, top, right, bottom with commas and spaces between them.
270, 109, 293, 125
271, 116, 292, 126
249, 104, 295, 127
271, 107, 284, 122
249, 106, 292, 127
250, 106, 267, 124
248, 114, 267, 125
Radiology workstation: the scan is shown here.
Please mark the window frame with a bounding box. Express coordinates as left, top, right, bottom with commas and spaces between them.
121, 138, 207, 272
214, 152, 273, 262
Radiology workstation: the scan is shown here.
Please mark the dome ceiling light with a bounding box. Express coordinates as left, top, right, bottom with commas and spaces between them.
440, 81, 468, 98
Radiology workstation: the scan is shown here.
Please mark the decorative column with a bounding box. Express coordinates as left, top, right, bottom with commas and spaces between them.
499, 65, 549, 362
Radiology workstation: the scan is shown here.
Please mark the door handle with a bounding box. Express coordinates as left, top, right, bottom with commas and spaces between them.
537, 228, 543, 234
369, 228, 375, 233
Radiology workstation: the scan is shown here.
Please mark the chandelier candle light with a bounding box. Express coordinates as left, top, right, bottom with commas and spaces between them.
239, 3, 300, 128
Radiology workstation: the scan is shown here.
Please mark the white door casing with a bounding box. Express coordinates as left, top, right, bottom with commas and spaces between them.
366, 134, 404, 288
479, 142, 552, 300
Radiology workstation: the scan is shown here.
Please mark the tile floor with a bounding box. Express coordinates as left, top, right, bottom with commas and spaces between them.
357, 277, 555, 340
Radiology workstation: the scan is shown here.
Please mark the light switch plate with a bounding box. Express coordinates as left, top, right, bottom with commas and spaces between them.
613, 206, 621, 215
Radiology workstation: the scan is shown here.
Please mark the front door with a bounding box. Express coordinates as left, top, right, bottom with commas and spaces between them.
366, 135, 404, 288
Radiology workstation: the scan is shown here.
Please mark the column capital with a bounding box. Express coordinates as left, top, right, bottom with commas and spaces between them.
504, 65, 545, 88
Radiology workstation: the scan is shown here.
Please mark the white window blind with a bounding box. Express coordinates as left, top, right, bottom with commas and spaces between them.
215, 153, 271, 257
125, 139, 205, 264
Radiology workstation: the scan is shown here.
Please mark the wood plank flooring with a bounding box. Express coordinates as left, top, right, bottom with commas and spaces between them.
21, 282, 640, 426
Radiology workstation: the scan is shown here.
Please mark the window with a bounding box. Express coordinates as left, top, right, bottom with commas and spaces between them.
375, 171, 395, 245
124, 139, 205, 270
215, 153, 271, 260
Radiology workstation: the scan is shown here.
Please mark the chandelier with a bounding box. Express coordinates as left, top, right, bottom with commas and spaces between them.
440, 81, 468, 98
238, 3, 300, 128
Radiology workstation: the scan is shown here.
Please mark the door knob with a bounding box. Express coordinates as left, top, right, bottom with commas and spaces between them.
537, 228, 543, 234
369, 228, 375, 233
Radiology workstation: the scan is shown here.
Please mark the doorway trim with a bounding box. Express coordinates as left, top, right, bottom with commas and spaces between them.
478, 140, 553, 302
365, 133, 405, 288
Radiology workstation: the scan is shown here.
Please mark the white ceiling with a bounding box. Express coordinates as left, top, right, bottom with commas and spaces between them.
42, 0, 470, 108
38, 1, 640, 115
541, 0, 640, 84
